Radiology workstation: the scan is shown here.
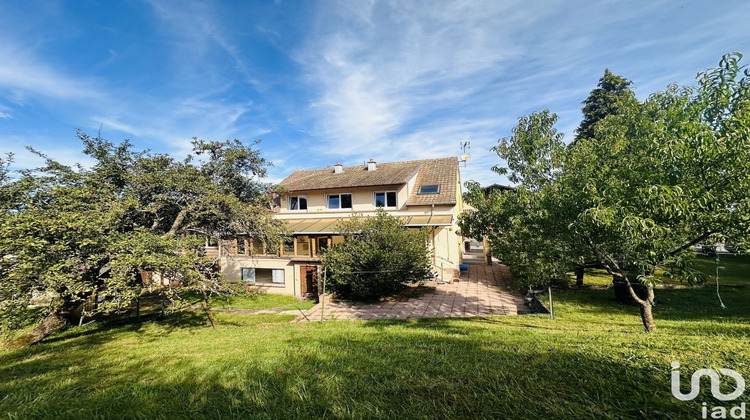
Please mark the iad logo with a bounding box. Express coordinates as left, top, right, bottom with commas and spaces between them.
671, 362, 747, 419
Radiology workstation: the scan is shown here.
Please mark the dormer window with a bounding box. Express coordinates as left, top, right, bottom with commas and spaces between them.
328, 193, 352, 209
289, 195, 307, 211
418, 184, 440, 194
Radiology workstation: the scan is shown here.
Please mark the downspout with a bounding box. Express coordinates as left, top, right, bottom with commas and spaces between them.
432, 227, 437, 265
431, 204, 436, 265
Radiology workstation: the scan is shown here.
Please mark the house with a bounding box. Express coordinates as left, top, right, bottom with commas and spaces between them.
217, 157, 465, 297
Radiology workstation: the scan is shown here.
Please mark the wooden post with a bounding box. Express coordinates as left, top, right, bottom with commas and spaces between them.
548, 286, 555, 320
320, 267, 326, 322
78, 306, 86, 327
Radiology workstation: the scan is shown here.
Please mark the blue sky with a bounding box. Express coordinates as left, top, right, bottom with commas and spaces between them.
0, 0, 747, 186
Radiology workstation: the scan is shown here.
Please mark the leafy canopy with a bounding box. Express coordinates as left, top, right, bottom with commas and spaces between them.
460, 53, 750, 330
0, 132, 284, 339
320, 210, 433, 300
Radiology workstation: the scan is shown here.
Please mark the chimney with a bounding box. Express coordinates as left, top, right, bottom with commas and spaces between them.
334, 162, 343, 174
367, 158, 377, 171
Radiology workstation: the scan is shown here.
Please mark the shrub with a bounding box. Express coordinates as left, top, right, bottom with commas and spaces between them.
320, 210, 433, 300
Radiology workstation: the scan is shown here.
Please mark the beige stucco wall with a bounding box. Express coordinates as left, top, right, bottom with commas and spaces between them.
279, 183, 415, 215
220, 255, 299, 296
428, 225, 462, 279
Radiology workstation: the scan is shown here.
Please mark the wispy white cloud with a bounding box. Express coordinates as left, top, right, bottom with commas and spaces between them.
2, 135, 96, 171
143, 0, 261, 89
0, 0, 745, 189
89, 116, 142, 137
293, 0, 570, 182
293, 0, 744, 186
0, 2, 272, 163
0, 44, 102, 103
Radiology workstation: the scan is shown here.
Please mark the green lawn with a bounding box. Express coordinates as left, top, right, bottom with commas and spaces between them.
692, 254, 750, 286
580, 254, 750, 289
185, 292, 309, 311
2, 274, 749, 419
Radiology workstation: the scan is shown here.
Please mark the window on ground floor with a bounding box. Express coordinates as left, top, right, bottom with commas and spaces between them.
241, 268, 285, 285
236, 237, 246, 255
282, 238, 295, 256
296, 235, 311, 256
250, 239, 265, 255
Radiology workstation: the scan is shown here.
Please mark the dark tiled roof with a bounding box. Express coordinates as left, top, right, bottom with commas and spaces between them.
405, 158, 458, 206
277, 157, 458, 206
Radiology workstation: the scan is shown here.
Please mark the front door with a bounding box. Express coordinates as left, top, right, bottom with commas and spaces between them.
300, 266, 319, 297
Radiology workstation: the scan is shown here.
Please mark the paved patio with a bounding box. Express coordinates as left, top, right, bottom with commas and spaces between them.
295, 259, 530, 322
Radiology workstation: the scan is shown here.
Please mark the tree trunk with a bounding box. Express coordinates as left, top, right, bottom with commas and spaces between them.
639, 301, 656, 332
165, 209, 188, 236
574, 265, 585, 287
8, 299, 80, 349
201, 289, 216, 329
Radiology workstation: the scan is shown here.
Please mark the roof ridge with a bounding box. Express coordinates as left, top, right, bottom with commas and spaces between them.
287, 156, 456, 174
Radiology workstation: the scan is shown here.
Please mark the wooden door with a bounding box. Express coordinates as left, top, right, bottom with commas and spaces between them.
300, 265, 318, 297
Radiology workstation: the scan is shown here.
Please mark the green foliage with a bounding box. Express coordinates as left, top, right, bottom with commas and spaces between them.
0, 133, 285, 337
461, 53, 750, 328
462, 112, 592, 290
575, 69, 636, 141
491, 109, 565, 190
320, 210, 433, 300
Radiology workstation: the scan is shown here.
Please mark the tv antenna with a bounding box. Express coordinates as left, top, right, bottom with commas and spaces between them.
459, 140, 471, 166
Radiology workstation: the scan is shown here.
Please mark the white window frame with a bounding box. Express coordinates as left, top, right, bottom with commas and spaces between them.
373, 190, 398, 209
288, 195, 308, 211
327, 193, 353, 210
241, 267, 285, 285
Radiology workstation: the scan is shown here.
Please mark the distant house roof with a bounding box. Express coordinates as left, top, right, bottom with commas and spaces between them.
483, 184, 516, 195
277, 157, 459, 206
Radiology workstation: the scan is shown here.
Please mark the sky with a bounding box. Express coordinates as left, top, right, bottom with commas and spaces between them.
0, 0, 747, 187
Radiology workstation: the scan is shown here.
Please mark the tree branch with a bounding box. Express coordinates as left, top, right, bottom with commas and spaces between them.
165, 209, 188, 236
584, 236, 649, 306
667, 231, 712, 257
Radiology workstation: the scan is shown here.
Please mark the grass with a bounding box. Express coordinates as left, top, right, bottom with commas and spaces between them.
184, 292, 309, 311
692, 254, 750, 286
0, 260, 748, 419
279, 300, 317, 311
579, 254, 750, 289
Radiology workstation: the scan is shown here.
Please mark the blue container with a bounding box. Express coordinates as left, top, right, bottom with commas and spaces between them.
459, 264, 469, 272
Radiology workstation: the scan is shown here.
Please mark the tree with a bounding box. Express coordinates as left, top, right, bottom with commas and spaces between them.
320, 210, 433, 300
0, 133, 285, 347
466, 110, 596, 289
575, 69, 635, 142
491, 109, 565, 191
461, 53, 750, 331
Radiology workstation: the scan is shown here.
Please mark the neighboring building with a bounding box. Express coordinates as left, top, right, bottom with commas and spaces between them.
217, 157, 465, 297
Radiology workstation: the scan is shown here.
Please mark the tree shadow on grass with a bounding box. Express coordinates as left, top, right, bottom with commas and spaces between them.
36, 309, 213, 347
0, 316, 730, 419
554, 287, 749, 319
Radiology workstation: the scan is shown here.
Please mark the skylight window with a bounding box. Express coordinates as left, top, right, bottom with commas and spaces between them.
418, 184, 440, 194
